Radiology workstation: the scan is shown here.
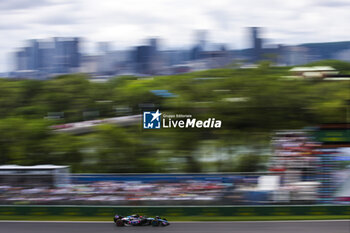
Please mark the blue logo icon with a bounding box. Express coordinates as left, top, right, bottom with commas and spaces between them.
143, 109, 162, 129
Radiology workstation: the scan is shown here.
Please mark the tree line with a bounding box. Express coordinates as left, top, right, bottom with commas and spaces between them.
0, 60, 349, 173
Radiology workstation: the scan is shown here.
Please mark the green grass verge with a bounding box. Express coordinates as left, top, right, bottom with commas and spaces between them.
0, 215, 349, 221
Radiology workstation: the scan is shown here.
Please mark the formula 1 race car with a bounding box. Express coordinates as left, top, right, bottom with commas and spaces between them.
113, 214, 170, 227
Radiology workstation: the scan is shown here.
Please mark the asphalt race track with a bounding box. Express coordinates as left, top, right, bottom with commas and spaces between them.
0, 220, 349, 233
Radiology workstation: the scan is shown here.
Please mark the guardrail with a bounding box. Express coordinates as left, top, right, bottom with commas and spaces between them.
0, 205, 349, 217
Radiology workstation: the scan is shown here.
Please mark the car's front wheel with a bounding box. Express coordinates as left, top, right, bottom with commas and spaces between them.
161, 222, 169, 226
151, 220, 160, 226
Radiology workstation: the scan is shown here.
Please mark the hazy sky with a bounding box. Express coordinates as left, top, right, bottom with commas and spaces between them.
0, 0, 349, 72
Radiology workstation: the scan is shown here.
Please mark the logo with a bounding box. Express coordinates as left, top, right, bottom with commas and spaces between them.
143, 110, 222, 129
143, 109, 162, 129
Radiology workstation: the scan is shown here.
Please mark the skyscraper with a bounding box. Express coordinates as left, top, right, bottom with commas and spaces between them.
28, 39, 40, 70
149, 38, 158, 53
251, 27, 263, 62
97, 42, 111, 54
190, 30, 207, 60
135, 45, 152, 74
54, 37, 80, 73
15, 37, 81, 76
134, 38, 159, 74
196, 30, 207, 50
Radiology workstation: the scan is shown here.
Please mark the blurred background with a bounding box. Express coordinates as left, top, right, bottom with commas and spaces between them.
0, 0, 350, 207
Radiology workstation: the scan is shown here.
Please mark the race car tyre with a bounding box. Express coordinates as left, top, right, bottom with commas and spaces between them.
151, 220, 160, 226
161, 222, 169, 226
143, 220, 151, 226
116, 219, 125, 227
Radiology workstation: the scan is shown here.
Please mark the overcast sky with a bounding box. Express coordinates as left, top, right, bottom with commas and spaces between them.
0, 0, 349, 72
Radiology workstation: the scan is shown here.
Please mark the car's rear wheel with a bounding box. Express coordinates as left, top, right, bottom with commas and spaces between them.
116, 219, 125, 227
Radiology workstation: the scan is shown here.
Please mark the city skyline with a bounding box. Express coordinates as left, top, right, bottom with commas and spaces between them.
1, 0, 350, 72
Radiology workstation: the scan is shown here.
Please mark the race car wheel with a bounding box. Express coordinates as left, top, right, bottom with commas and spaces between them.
151, 220, 160, 226
116, 219, 125, 227
161, 222, 169, 226
142, 219, 151, 226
